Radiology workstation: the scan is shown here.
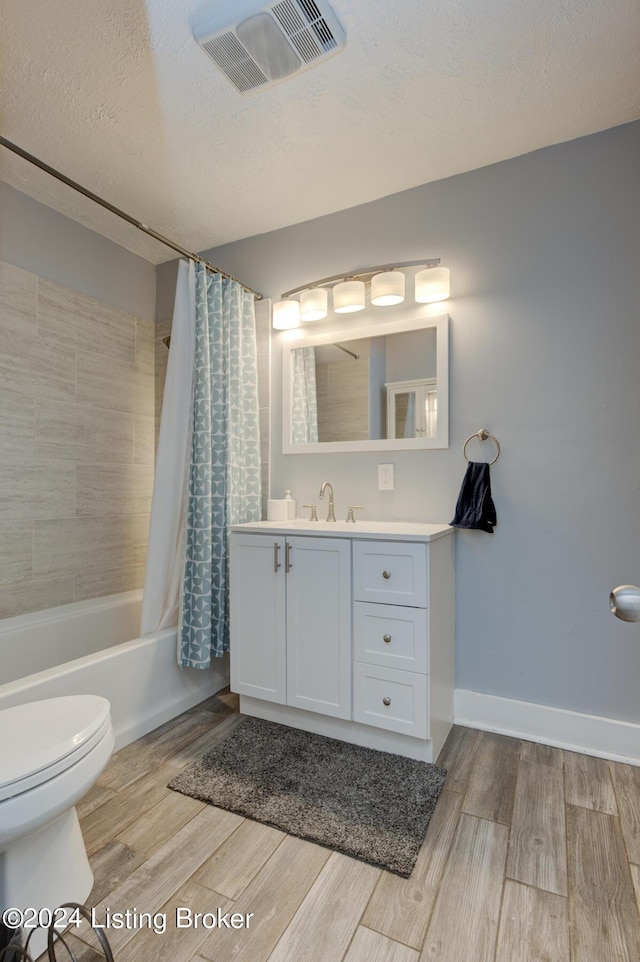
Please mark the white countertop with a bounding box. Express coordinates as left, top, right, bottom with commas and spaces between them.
230, 520, 453, 542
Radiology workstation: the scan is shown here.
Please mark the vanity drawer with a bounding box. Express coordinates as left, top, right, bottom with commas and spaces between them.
353, 541, 427, 607
353, 662, 428, 739
354, 602, 428, 673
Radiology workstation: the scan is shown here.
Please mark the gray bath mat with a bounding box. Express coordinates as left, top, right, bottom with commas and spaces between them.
168, 716, 446, 877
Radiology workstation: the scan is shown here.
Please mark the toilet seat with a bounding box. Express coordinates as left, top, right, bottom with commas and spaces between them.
0, 695, 112, 802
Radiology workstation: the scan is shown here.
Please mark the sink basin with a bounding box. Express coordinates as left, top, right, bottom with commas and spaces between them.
231, 519, 452, 542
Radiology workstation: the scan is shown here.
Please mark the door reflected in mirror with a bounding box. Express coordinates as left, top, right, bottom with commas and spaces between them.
283, 309, 448, 453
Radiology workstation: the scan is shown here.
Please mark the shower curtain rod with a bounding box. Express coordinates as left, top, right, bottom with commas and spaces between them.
0, 137, 263, 300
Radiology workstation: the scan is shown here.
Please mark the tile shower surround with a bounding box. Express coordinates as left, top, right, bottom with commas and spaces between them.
0, 259, 154, 619
0, 261, 271, 621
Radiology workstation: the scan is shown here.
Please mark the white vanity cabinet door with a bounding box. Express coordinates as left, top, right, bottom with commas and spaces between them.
286, 536, 352, 720
230, 533, 286, 704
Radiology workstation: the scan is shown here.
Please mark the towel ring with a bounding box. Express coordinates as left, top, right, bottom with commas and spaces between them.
463, 428, 501, 465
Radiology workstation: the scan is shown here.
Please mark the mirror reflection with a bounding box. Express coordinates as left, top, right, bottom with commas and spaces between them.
290, 327, 437, 445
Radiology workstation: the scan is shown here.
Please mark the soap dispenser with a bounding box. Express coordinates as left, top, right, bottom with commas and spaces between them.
284, 490, 296, 520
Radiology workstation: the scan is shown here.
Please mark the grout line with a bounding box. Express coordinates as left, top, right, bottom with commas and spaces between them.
493, 741, 522, 961
260, 850, 334, 962
415, 793, 465, 954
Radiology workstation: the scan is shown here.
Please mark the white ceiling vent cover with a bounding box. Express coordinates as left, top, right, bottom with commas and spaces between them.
193, 0, 346, 94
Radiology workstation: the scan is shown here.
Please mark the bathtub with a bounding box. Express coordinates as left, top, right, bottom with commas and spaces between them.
0, 591, 228, 749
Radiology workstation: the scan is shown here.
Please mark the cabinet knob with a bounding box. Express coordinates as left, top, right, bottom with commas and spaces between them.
383, 634, 392, 644
382, 570, 391, 580
382, 696, 391, 707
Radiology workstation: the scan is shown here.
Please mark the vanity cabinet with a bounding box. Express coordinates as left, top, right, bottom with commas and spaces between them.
230, 522, 455, 763
352, 541, 431, 739
230, 533, 351, 719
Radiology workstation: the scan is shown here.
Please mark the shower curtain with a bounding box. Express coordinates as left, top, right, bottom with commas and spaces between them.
141, 261, 261, 671
291, 346, 319, 443
179, 264, 261, 668
140, 259, 196, 635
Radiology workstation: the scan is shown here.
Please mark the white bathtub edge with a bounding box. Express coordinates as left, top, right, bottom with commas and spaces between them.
114, 659, 229, 750
0, 597, 231, 753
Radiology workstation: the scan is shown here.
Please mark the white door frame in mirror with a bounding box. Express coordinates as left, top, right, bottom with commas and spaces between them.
282, 306, 449, 453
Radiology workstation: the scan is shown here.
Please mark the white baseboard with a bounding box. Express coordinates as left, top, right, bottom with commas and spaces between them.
454, 689, 640, 767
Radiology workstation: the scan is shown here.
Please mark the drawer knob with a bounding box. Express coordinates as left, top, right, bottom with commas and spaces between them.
383, 634, 392, 643
382, 570, 391, 580
383, 696, 391, 707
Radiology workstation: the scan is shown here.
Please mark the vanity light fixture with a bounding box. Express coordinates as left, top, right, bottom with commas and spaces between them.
414, 264, 450, 303
333, 279, 366, 313
299, 287, 328, 321
370, 269, 405, 306
273, 258, 449, 329
272, 298, 300, 330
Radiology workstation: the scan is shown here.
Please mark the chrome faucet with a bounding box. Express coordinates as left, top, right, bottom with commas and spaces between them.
319, 481, 336, 522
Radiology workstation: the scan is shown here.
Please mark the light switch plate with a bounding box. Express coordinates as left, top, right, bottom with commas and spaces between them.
378, 463, 394, 490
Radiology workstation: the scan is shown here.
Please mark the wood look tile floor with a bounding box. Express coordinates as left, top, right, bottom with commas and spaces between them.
46, 693, 640, 962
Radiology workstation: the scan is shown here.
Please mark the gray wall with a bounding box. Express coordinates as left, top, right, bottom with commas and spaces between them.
157, 121, 640, 725
0, 184, 156, 321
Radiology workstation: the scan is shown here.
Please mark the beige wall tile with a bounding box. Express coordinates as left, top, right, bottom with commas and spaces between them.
33, 517, 134, 578
34, 400, 135, 463
74, 562, 146, 602
156, 319, 173, 336
0, 520, 33, 586
133, 543, 147, 566
134, 416, 155, 465
0, 575, 74, 620
0, 458, 75, 520
0, 260, 37, 335
0, 328, 76, 402
0, 267, 155, 614
131, 513, 151, 548
77, 348, 154, 417
155, 328, 171, 402
0, 390, 35, 455
154, 322, 172, 456
76, 463, 154, 516
136, 318, 155, 376
38, 278, 136, 361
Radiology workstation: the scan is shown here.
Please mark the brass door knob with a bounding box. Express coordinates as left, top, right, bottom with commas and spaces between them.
382, 570, 391, 579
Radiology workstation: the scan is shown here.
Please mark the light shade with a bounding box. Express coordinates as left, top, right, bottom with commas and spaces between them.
333, 279, 365, 313
414, 265, 450, 303
272, 299, 300, 330
300, 287, 328, 321
371, 270, 405, 306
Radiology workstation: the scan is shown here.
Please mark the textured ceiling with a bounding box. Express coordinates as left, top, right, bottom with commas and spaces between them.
1, 0, 639, 263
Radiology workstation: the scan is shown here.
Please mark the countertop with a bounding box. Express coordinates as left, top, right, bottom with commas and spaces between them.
230, 520, 453, 542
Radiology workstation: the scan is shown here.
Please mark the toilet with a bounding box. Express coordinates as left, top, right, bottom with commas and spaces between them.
0, 695, 114, 956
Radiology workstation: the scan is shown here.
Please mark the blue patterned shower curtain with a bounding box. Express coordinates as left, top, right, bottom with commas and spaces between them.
179, 264, 261, 668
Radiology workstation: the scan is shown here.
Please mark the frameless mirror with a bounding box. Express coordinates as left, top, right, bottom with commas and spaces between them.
282, 307, 448, 453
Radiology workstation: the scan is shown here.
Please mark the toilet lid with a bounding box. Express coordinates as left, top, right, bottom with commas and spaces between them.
0, 695, 112, 798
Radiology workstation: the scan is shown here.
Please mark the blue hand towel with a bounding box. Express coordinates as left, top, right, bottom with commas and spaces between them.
450, 461, 497, 533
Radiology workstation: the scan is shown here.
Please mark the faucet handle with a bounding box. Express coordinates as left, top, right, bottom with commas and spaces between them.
303, 504, 318, 521
345, 505, 364, 523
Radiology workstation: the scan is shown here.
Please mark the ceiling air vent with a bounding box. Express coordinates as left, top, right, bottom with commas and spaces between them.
193, 0, 346, 94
